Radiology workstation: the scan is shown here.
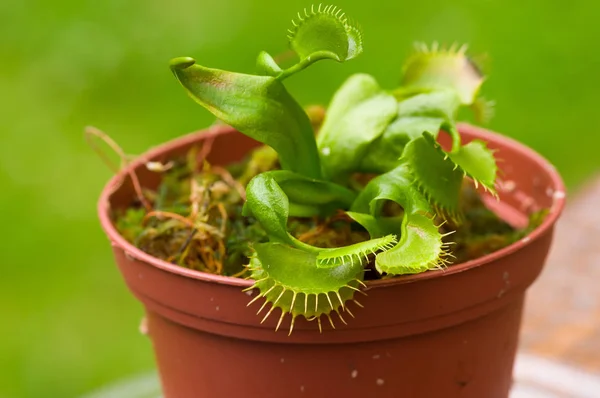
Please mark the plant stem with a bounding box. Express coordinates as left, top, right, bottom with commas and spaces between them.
277, 51, 338, 80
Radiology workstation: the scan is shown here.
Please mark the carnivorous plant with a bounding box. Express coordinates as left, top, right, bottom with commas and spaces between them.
170, 4, 498, 333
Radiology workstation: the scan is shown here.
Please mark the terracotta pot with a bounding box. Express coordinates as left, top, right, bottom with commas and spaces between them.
98, 123, 565, 398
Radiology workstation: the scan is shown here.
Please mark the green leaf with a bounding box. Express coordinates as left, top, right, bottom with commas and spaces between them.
170, 57, 321, 179
470, 96, 495, 124
351, 164, 431, 216
253, 243, 365, 295
288, 5, 363, 63
375, 213, 449, 275
401, 43, 485, 105
402, 133, 464, 219
256, 51, 282, 77
397, 90, 461, 120
246, 243, 365, 331
359, 115, 445, 173
448, 140, 497, 194
287, 203, 323, 218
316, 234, 397, 268
345, 212, 382, 237
317, 74, 398, 180
244, 173, 402, 273
348, 162, 452, 276
244, 174, 293, 246
346, 212, 402, 238
265, 170, 356, 214
359, 90, 462, 174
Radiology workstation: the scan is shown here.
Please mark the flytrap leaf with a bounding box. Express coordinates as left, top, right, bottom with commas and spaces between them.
246, 243, 365, 333
470, 96, 496, 124
316, 234, 397, 268
401, 42, 485, 105
448, 140, 497, 194
317, 74, 398, 180
350, 161, 452, 275
170, 58, 321, 179
402, 133, 464, 220
375, 213, 452, 275
288, 4, 363, 63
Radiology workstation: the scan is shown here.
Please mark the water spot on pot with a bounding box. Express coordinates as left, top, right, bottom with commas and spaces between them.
280, 358, 285, 363
351, 370, 358, 378
498, 271, 511, 298
138, 273, 144, 279
463, 340, 468, 345
376, 378, 385, 386
215, 306, 220, 311
553, 191, 566, 200
546, 187, 554, 197
210, 297, 214, 302
498, 180, 516, 192
385, 352, 392, 358
517, 194, 535, 212
321, 147, 331, 156
139, 316, 148, 336
372, 354, 381, 360
300, 385, 305, 393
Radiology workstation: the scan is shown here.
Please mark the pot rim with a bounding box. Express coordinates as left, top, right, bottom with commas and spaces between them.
98, 123, 566, 289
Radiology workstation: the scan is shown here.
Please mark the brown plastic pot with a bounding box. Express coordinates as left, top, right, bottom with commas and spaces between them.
98, 123, 565, 398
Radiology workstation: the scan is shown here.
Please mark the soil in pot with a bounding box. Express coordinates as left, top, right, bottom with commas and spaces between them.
112, 138, 547, 282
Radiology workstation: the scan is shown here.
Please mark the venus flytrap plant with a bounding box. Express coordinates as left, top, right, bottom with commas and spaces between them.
170, 5, 500, 333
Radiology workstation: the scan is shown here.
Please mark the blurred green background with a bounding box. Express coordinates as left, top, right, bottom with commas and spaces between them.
1, 0, 597, 396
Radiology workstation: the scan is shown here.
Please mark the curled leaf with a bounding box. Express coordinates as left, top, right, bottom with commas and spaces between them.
243, 173, 294, 246
170, 57, 321, 179
265, 170, 356, 214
